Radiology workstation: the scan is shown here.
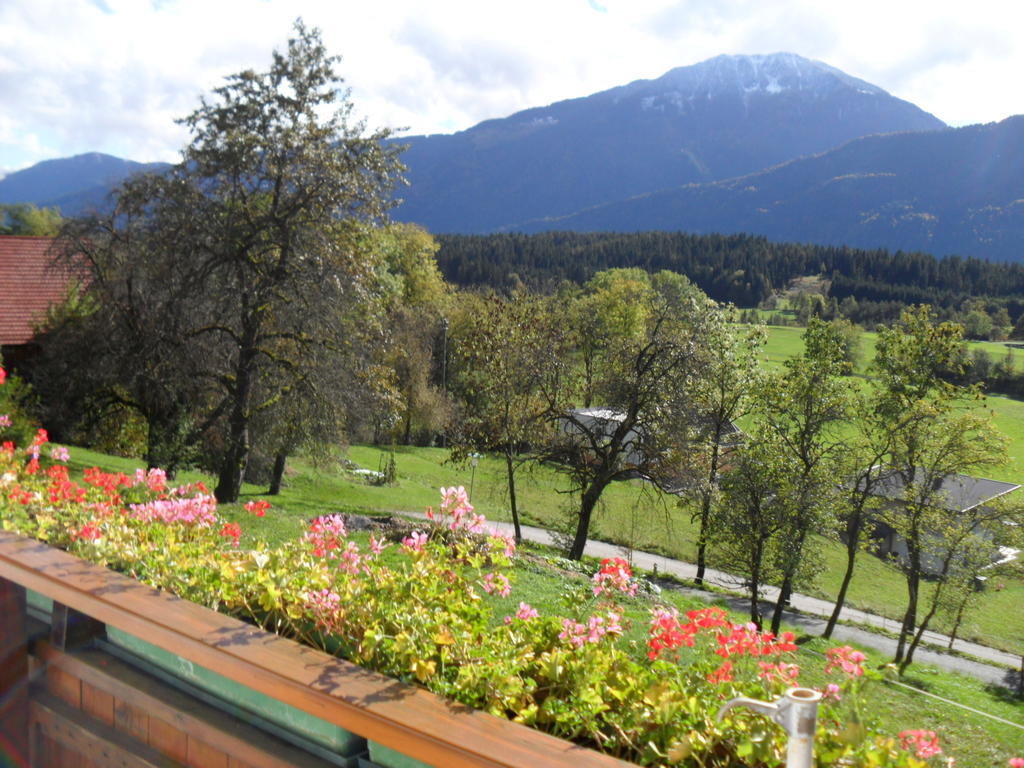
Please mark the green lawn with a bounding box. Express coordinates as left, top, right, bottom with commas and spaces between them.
762, 324, 1024, 374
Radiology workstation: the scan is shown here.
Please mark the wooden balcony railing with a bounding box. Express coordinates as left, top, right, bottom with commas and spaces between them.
0, 531, 631, 768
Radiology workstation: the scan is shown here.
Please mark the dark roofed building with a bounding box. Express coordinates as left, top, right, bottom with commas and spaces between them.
868, 468, 1020, 573
871, 469, 1020, 514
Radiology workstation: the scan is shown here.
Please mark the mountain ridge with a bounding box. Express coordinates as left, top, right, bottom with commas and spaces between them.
390, 52, 945, 233
513, 116, 1024, 262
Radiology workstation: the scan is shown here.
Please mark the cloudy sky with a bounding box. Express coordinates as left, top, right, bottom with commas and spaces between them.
1, 0, 1021, 174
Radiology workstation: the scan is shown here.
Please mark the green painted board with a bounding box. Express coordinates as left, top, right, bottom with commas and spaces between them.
367, 741, 432, 768
106, 625, 366, 758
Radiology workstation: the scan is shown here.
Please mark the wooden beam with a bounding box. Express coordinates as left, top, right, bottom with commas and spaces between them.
0, 532, 630, 768
30, 689, 183, 768
34, 642, 333, 768
0, 576, 29, 768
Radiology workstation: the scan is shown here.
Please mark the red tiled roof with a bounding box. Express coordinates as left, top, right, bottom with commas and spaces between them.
0, 236, 78, 345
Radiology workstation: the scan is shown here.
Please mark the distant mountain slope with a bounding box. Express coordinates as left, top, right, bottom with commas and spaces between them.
519, 116, 1024, 262
393, 53, 945, 233
0, 153, 170, 216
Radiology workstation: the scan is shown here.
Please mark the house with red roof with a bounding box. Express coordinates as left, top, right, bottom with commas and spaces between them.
0, 236, 78, 370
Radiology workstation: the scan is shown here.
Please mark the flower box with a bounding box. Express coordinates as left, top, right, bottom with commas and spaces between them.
0, 531, 630, 768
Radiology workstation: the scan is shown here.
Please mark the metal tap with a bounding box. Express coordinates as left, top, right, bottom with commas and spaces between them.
717, 687, 822, 768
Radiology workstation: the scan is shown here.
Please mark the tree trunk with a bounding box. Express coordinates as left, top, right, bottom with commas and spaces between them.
902, 598, 940, 673
695, 435, 723, 587
894, 568, 920, 666
1018, 655, 1023, 698
569, 481, 606, 560
269, 452, 287, 495
695, 488, 713, 586
824, 514, 863, 639
215, 345, 255, 504
402, 404, 413, 446
505, 451, 522, 544
947, 594, 969, 650
749, 547, 763, 629
770, 574, 793, 636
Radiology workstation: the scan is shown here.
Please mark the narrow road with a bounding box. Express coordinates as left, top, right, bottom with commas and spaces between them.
401, 512, 1021, 689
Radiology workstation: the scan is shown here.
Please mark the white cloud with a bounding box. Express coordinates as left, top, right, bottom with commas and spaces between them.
1, 0, 1023, 172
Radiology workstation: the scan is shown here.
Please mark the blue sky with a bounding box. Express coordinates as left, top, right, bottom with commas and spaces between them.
1, 0, 1021, 175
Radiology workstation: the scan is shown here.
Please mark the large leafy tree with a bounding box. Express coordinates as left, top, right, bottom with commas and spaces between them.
449, 290, 567, 542
687, 318, 765, 586
544, 271, 722, 560
48, 21, 403, 500
872, 306, 1012, 668
754, 319, 852, 634
0, 203, 62, 235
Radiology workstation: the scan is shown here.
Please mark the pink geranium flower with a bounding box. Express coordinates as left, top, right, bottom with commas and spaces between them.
483, 572, 511, 598
401, 530, 428, 552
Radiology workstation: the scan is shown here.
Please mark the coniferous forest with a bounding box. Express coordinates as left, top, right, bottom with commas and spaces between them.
436, 231, 1024, 326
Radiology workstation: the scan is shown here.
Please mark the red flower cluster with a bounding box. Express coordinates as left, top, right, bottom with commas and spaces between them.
647, 606, 797, 663
219, 522, 242, 548
245, 499, 271, 517
592, 557, 638, 597
899, 729, 942, 760
71, 521, 102, 542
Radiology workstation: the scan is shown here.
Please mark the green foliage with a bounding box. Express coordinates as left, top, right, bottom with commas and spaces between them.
0, 203, 62, 235
0, 359, 37, 446
44, 21, 404, 499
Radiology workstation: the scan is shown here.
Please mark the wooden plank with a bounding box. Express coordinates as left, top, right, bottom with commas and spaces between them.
45, 663, 82, 708
146, 718, 188, 764
35, 643, 335, 768
0, 577, 29, 768
82, 682, 115, 726
29, 690, 185, 768
185, 738, 229, 768
112, 698, 148, 743
1, 531, 631, 768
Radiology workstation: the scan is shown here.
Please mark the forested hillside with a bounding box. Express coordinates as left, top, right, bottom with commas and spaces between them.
436, 231, 1024, 324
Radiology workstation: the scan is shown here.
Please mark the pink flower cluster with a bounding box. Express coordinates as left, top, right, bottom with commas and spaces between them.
305, 515, 348, 558
504, 602, 539, 624
559, 612, 623, 648
0, 414, 11, 428
129, 495, 218, 528
592, 557, 638, 597
428, 485, 482, 532
402, 531, 428, 552
134, 467, 167, 493
306, 588, 342, 631
899, 730, 942, 760
825, 645, 867, 678
482, 572, 511, 598
757, 661, 800, 685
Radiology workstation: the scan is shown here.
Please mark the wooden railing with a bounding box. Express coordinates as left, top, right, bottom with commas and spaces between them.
0, 531, 630, 768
